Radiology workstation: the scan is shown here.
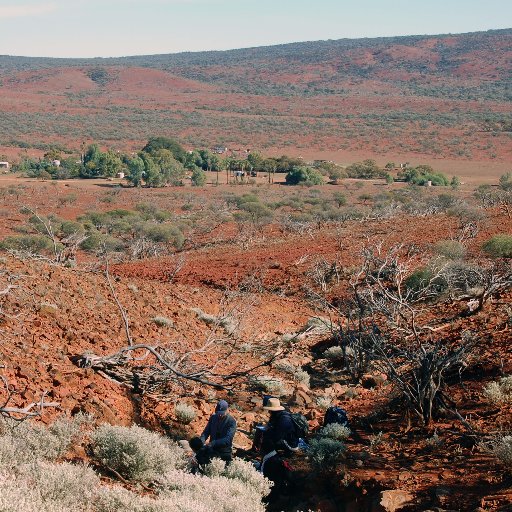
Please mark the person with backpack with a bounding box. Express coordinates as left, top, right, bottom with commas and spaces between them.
261, 397, 300, 454
200, 399, 237, 463
257, 397, 307, 501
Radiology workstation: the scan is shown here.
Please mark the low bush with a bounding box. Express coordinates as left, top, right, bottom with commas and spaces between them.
308, 438, 345, 471
482, 235, 512, 258
90, 424, 186, 482
323, 346, 344, 360
489, 436, 512, 472
285, 166, 323, 186
315, 396, 332, 410
319, 423, 351, 441
0, 234, 54, 255
251, 375, 286, 396
434, 240, 466, 260
483, 376, 512, 405
175, 403, 197, 425
153, 316, 174, 328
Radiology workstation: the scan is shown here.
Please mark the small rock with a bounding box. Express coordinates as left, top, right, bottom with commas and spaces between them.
378, 490, 414, 512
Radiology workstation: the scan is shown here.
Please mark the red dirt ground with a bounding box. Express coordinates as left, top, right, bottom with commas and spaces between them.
0, 175, 510, 510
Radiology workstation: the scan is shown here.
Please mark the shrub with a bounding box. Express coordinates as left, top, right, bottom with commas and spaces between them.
323, 346, 344, 360
404, 266, 447, 298
315, 396, 332, 410
434, 240, 466, 260
90, 424, 185, 482
319, 423, 351, 441
489, 436, 512, 472
308, 438, 345, 471
0, 234, 54, 255
483, 376, 512, 405
285, 166, 323, 186
482, 235, 512, 258
153, 316, 174, 328
292, 369, 310, 388
223, 458, 272, 497
191, 168, 207, 187
251, 375, 286, 396
203, 458, 226, 478
0, 414, 87, 466
175, 403, 197, 425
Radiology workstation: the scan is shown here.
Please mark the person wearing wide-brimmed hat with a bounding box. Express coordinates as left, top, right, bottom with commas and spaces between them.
256, 397, 298, 500
199, 399, 236, 463
260, 397, 299, 455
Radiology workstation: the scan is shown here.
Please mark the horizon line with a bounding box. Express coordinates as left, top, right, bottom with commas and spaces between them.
2, 27, 510, 60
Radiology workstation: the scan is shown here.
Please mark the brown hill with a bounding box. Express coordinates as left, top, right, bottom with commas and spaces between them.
0, 29, 510, 164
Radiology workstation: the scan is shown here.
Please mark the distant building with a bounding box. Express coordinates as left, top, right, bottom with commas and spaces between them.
116, 172, 125, 179
0, 162, 10, 172
212, 146, 228, 154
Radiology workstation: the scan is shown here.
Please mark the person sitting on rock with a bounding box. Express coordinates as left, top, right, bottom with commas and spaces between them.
200, 399, 236, 463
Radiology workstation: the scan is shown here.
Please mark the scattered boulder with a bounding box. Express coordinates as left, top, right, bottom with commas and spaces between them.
292, 389, 313, 406
376, 489, 414, 512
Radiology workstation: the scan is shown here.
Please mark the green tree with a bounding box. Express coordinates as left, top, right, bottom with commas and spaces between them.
126, 156, 145, 187
142, 137, 186, 163
332, 191, 347, 207
499, 172, 512, 191
285, 166, 323, 186
97, 150, 123, 178
191, 167, 207, 187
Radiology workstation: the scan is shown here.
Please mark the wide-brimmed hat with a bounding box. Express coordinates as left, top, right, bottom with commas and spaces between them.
262, 397, 285, 411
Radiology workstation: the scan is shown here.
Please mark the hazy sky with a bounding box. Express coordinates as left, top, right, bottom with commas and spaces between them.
0, 0, 510, 58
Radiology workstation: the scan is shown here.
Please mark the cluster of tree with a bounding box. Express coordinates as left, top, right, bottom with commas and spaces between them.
397, 164, 452, 186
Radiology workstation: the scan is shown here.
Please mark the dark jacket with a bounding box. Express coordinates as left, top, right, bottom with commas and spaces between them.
261, 410, 298, 455
200, 413, 236, 458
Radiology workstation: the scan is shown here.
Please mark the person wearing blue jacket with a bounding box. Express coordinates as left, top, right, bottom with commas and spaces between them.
200, 399, 236, 462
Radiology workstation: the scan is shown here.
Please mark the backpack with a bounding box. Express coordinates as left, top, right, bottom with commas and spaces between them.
323, 406, 349, 428
290, 412, 309, 439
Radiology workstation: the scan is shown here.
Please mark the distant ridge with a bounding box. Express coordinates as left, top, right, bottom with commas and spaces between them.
1, 28, 510, 69
0, 28, 510, 162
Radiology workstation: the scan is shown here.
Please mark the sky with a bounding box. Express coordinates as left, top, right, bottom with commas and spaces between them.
0, 0, 510, 58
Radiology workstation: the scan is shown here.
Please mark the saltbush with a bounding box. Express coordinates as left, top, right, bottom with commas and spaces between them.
490, 436, 512, 472
90, 424, 186, 482
308, 438, 345, 471
319, 423, 351, 441
482, 235, 512, 258
434, 240, 466, 260
175, 403, 197, 425
483, 376, 512, 405
251, 375, 286, 396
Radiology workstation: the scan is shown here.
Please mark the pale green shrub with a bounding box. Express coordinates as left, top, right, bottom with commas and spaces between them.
319, 423, 351, 441
275, 362, 310, 388
308, 438, 345, 471
203, 458, 226, 478
489, 436, 512, 472
152, 316, 173, 327
0, 414, 87, 466
90, 424, 186, 482
0, 421, 270, 512
315, 396, 332, 410
158, 467, 270, 512
175, 403, 197, 425
483, 376, 512, 405
251, 375, 286, 396
223, 458, 272, 497
323, 346, 344, 360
